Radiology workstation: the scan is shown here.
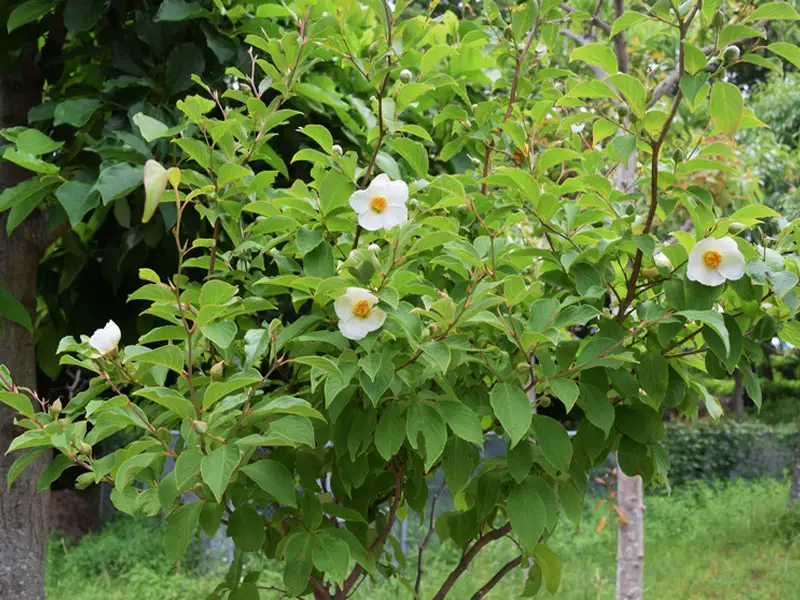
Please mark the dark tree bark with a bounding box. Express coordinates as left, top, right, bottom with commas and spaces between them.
0, 59, 51, 600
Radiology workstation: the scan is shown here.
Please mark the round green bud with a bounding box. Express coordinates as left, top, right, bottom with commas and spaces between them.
399, 68, 413, 83
331, 144, 343, 157
368, 243, 381, 254
672, 148, 684, 163
723, 45, 740, 63
711, 10, 724, 30
79, 442, 92, 456
210, 360, 225, 379
409, 198, 419, 209
617, 104, 629, 118
728, 222, 745, 234
538, 396, 552, 408
368, 41, 380, 57
193, 420, 208, 435
50, 399, 62, 417
625, 204, 635, 216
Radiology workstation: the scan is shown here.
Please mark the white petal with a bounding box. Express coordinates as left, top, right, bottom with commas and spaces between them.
104, 321, 121, 346
385, 180, 409, 206
347, 287, 378, 305
339, 318, 371, 340
361, 308, 386, 332
368, 173, 392, 192
349, 190, 372, 213
688, 265, 726, 287
334, 295, 354, 321
382, 205, 408, 229
718, 251, 745, 281
357, 210, 386, 231
689, 237, 717, 260
715, 236, 740, 255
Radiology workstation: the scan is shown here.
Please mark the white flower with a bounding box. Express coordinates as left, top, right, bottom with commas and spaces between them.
334, 288, 386, 340
687, 237, 745, 287
654, 252, 673, 270
348, 174, 408, 231
89, 320, 121, 357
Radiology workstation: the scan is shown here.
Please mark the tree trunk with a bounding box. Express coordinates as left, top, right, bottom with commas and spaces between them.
0, 61, 50, 600
616, 464, 644, 600
733, 370, 744, 421
789, 415, 800, 510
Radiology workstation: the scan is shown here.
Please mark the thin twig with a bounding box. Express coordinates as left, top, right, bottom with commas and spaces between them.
414, 483, 446, 597
470, 555, 524, 600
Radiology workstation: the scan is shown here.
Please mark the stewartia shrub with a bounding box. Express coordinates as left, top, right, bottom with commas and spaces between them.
3, 1, 800, 598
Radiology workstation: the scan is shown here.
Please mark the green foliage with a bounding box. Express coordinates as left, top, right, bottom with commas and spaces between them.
662, 420, 797, 486
46, 480, 800, 600
3, 0, 800, 598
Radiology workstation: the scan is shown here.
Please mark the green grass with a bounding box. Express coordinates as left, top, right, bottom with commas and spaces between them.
46, 479, 800, 600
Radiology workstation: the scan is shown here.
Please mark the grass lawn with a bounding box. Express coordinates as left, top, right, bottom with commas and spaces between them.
46, 478, 800, 599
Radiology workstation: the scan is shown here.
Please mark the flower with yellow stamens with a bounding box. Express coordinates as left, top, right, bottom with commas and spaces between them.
348, 174, 408, 231
687, 237, 745, 287
334, 287, 386, 340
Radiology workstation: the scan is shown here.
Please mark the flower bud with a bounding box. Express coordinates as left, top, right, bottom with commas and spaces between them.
399, 69, 413, 83
711, 10, 724, 30
470, 103, 478, 112
50, 399, 62, 417
193, 420, 208, 435
616, 104, 629, 118
728, 222, 745, 234
625, 204, 635, 216
79, 442, 92, 456
723, 45, 740, 63
538, 396, 552, 408
368, 41, 380, 57
409, 198, 419, 209
368, 243, 381, 254
331, 144, 343, 156
642, 267, 659, 280
672, 148, 684, 163
210, 360, 225, 379
654, 252, 673, 270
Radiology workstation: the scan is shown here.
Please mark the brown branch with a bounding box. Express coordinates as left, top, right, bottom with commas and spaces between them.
336, 463, 404, 599
208, 217, 221, 275
432, 523, 513, 600
504, 19, 541, 121
470, 556, 524, 600
612, 0, 628, 74
415, 483, 446, 597
661, 327, 703, 355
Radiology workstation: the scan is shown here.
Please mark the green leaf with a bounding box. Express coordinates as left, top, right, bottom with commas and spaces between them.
679, 73, 709, 106
116, 453, 159, 489
93, 163, 144, 205
241, 459, 297, 507
547, 378, 579, 412
7, 449, 45, 489
200, 280, 238, 307
53, 99, 102, 128
201, 321, 238, 349
531, 415, 572, 473
299, 124, 333, 154
375, 402, 406, 461
3, 148, 59, 175
303, 242, 335, 278
15, 129, 62, 155
217, 163, 251, 187
767, 42, 800, 69
748, 2, 800, 21
388, 138, 428, 178
607, 74, 647, 117
421, 45, 456, 74
203, 370, 262, 410
638, 354, 669, 400
166, 43, 206, 95
0, 290, 34, 334
64, 0, 104, 34
719, 24, 765, 47
558, 481, 582, 527
133, 345, 184, 374
132, 388, 194, 419
533, 544, 561, 593
779, 321, 800, 346
155, 0, 208, 21
421, 341, 451, 374
406, 402, 447, 470
579, 383, 614, 436
610, 11, 648, 37
729, 205, 780, 220
569, 44, 618, 76
683, 43, 708, 74
201, 445, 241, 503
436, 400, 483, 445
133, 113, 171, 142
312, 532, 351, 585
56, 181, 100, 227
269, 415, 315, 447
678, 310, 729, 354
7, 0, 56, 32
37, 454, 73, 492
507, 475, 546, 552
396, 83, 432, 113
292, 356, 341, 378
164, 501, 203, 561
490, 383, 532, 448
742, 364, 762, 410
709, 82, 743, 137
507, 441, 533, 484
143, 160, 168, 223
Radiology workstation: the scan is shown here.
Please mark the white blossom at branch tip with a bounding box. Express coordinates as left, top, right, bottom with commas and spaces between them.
686, 236, 745, 287
89, 320, 121, 357
334, 287, 386, 340
654, 252, 672, 270
348, 174, 408, 231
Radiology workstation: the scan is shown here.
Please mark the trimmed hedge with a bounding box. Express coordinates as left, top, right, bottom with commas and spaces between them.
663, 420, 797, 487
